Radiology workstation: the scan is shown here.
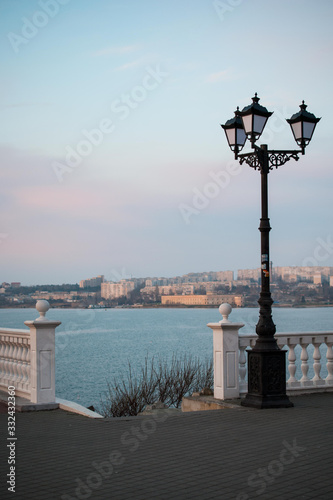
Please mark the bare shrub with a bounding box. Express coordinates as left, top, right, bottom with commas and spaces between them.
192, 357, 214, 393
100, 354, 213, 418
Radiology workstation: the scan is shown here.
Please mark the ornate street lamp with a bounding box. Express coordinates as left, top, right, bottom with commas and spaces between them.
287, 101, 321, 154
221, 94, 320, 409
221, 107, 247, 156
238, 93, 273, 147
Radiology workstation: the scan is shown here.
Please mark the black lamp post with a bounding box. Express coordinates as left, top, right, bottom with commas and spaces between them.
221, 93, 320, 409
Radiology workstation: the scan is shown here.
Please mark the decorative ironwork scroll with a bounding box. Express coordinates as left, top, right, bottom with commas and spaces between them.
238, 150, 301, 171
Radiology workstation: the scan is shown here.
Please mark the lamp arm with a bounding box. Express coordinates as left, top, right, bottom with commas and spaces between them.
237, 149, 303, 171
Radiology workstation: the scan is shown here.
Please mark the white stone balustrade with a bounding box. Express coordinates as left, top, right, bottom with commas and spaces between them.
208, 304, 333, 400
239, 331, 333, 397
0, 328, 31, 397
0, 301, 61, 404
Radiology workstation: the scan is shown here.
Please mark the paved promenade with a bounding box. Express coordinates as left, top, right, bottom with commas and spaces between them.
0, 393, 332, 500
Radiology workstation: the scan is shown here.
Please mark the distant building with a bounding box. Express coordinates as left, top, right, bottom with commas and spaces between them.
141, 284, 197, 296
237, 269, 261, 282
313, 274, 322, 285
11, 282, 21, 288
101, 281, 135, 300
274, 266, 332, 283
214, 271, 234, 282
237, 266, 333, 284
181, 271, 234, 283
80, 275, 104, 288
161, 294, 244, 307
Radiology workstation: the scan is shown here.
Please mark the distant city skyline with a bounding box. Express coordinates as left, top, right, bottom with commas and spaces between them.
1, 0, 333, 285
2, 264, 332, 287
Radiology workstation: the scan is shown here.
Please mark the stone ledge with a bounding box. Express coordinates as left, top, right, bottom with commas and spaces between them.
56, 398, 104, 418
182, 395, 249, 412
286, 386, 333, 396
140, 401, 181, 416
0, 390, 103, 417
0, 390, 59, 412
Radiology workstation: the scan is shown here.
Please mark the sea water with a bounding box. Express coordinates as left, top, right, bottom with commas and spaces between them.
1, 307, 332, 409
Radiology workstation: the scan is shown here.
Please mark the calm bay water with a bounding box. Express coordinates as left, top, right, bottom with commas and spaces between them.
1, 307, 333, 409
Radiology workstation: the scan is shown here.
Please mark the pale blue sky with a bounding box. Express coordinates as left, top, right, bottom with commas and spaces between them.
0, 0, 332, 284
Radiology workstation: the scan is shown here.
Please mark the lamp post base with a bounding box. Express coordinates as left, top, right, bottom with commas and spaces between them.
241, 349, 294, 409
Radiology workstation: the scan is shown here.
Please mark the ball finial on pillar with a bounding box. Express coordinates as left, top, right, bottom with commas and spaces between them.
36, 300, 50, 321
219, 303, 232, 324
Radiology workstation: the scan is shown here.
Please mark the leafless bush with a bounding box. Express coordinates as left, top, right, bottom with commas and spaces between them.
100, 354, 213, 417
166, 355, 200, 408
192, 357, 214, 393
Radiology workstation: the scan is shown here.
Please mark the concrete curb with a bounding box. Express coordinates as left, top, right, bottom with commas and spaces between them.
55, 398, 104, 418
0, 390, 103, 417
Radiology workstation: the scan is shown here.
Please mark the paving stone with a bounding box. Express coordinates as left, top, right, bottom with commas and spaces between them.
0, 393, 332, 499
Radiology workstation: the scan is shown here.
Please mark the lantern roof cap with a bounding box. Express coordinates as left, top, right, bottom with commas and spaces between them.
222, 107, 243, 129
240, 93, 273, 117
287, 100, 321, 124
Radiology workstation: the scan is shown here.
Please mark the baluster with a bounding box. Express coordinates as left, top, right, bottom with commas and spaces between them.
239, 345, 247, 394
312, 341, 325, 386
0, 338, 5, 380
326, 342, 333, 386
3, 340, 9, 386
20, 342, 28, 395
16, 341, 24, 390
287, 342, 299, 388
21, 343, 28, 388
21, 341, 28, 390
300, 341, 311, 387
26, 346, 31, 391
7, 342, 15, 386
8, 341, 14, 385
12, 342, 19, 384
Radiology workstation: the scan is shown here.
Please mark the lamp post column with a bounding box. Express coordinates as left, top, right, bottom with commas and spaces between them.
256, 145, 277, 349
241, 145, 293, 408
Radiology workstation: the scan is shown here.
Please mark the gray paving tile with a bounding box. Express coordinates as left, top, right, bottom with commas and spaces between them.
0, 393, 333, 499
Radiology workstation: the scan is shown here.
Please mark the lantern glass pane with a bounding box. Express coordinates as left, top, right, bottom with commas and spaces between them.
253, 115, 267, 134
291, 121, 302, 141
303, 121, 315, 140
242, 115, 252, 134
236, 127, 246, 146
226, 128, 236, 146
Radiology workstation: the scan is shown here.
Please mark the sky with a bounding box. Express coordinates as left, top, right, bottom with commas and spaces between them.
0, 0, 332, 285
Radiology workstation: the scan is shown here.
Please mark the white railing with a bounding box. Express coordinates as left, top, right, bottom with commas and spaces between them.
0, 301, 61, 404
208, 304, 333, 400
0, 328, 31, 398
239, 331, 333, 396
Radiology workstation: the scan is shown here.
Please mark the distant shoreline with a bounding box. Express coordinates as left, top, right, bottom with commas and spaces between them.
1, 304, 333, 310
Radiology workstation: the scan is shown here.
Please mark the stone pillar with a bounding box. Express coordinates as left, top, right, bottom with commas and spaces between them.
207, 303, 244, 400
25, 301, 61, 404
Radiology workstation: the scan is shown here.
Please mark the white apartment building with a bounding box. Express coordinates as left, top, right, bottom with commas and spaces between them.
101, 281, 135, 300
237, 266, 333, 283
274, 266, 332, 282
237, 268, 261, 281
80, 275, 104, 288
214, 271, 234, 282
313, 274, 322, 285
